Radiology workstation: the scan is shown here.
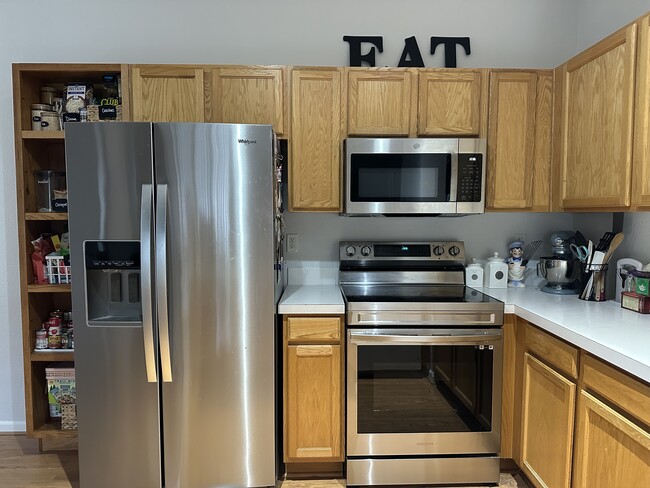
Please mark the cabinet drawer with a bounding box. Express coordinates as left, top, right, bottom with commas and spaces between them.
286, 317, 341, 342
525, 323, 579, 379
582, 354, 650, 426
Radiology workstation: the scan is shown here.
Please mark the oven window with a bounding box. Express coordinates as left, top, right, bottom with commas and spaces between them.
350, 153, 450, 202
356, 345, 493, 433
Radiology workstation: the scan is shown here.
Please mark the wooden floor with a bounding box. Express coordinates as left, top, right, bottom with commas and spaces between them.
0, 434, 531, 488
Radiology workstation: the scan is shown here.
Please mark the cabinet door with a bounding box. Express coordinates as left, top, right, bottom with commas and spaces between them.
211, 66, 286, 135
520, 353, 576, 488
573, 391, 650, 487
347, 69, 416, 136
417, 69, 486, 136
290, 68, 343, 211
286, 344, 342, 462
559, 24, 637, 209
633, 14, 650, 208
131, 66, 205, 122
487, 71, 538, 210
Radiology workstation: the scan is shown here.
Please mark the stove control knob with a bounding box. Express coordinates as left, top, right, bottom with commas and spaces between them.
345, 245, 356, 257
361, 246, 372, 256
449, 245, 461, 257
433, 245, 445, 256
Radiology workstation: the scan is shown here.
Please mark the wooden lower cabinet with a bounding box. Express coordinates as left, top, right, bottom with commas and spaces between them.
520, 353, 576, 488
283, 316, 344, 464
572, 391, 650, 487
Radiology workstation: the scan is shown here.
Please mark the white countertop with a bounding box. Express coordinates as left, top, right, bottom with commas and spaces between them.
473, 286, 650, 384
278, 285, 345, 314
279, 283, 650, 384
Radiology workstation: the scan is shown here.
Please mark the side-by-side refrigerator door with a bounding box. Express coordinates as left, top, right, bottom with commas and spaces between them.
65, 122, 162, 488
154, 123, 276, 488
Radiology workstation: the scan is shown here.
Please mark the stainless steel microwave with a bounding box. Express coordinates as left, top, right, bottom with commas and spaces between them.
344, 138, 486, 215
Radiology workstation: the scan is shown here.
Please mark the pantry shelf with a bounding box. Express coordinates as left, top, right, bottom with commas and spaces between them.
25, 212, 68, 221
27, 284, 71, 293
31, 350, 74, 362
21, 130, 65, 140
33, 421, 77, 439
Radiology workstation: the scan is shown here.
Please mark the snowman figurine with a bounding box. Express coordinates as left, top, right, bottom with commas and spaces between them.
505, 240, 526, 287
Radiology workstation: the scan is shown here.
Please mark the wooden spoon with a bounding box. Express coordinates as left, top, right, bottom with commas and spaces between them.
602, 232, 624, 264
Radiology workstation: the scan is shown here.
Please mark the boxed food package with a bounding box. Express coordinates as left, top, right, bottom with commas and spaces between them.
46, 363, 75, 418
621, 291, 650, 314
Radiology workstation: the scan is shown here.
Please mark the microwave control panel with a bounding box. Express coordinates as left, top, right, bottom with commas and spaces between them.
457, 154, 483, 202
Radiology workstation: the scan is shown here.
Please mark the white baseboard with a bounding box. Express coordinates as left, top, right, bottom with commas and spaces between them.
0, 420, 26, 433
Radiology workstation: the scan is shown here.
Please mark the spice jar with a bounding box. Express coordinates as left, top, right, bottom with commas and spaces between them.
31, 103, 51, 131
40, 111, 61, 131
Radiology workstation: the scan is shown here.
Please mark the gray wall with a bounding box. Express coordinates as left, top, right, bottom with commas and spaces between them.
575, 0, 649, 51
284, 212, 613, 262
0, 0, 644, 429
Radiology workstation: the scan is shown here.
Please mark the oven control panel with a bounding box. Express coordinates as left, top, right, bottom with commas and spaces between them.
340, 241, 465, 262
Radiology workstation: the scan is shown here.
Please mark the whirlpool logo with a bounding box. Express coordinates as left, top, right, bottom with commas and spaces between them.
237, 138, 257, 145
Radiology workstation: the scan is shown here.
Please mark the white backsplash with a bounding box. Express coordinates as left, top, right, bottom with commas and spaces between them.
286, 261, 339, 285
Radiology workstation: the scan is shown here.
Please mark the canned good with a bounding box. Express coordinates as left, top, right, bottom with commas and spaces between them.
35, 328, 48, 349
48, 334, 61, 349
69, 328, 74, 349
61, 330, 70, 349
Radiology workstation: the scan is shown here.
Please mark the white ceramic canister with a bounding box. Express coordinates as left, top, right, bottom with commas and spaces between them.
483, 252, 509, 288
31, 103, 51, 131
465, 258, 484, 287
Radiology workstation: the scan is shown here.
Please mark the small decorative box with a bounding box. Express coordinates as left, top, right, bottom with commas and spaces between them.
621, 291, 650, 314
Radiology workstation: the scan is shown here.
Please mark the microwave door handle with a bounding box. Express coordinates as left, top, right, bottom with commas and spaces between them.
349, 330, 502, 346
140, 184, 157, 383
156, 184, 172, 383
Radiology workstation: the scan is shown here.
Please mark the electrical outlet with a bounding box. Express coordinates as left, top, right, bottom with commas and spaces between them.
287, 234, 298, 253
515, 233, 527, 243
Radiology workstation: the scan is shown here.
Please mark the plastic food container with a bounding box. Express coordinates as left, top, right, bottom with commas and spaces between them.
34, 170, 66, 212
31, 103, 51, 131
40, 86, 59, 105
40, 110, 61, 131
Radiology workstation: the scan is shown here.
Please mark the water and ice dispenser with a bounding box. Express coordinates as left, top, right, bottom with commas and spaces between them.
84, 241, 142, 324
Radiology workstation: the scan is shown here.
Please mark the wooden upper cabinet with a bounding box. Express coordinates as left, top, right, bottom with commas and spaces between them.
487, 71, 543, 210
633, 14, 650, 208
558, 23, 637, 209
417, 69, 487, 136
210, 66, 286, 135
347, 68, 416, 136
131, 65, 205, 122
289, 68, 343, 211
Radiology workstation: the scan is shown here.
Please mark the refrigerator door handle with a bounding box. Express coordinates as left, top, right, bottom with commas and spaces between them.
140, 184, 157, 383
156, 184, 173, 382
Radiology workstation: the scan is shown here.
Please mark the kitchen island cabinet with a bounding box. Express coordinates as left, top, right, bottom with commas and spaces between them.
289, 67, 344, 212
283, 316, 344, 465
131, 65, 206, 122
486, 70, 552, 211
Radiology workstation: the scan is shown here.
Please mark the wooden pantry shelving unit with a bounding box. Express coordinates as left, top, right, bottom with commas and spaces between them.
12, 63, 130, 442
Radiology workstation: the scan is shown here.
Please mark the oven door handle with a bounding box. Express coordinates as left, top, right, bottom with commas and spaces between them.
348, 329, 502, 346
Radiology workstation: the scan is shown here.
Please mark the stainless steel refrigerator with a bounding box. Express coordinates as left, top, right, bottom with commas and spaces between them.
65, 122, 284, 488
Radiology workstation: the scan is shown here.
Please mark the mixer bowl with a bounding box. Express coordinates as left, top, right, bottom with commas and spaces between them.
537, 257, 579, 285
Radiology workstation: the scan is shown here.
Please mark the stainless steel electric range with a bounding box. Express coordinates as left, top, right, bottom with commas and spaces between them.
339, 241, 505, 487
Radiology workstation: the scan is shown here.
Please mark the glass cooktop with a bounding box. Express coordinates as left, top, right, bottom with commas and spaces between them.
340, 284, 502, 304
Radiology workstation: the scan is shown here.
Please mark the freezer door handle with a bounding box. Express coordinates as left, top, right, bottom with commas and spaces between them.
140, 184, 157, 383
156, 184, 173, 382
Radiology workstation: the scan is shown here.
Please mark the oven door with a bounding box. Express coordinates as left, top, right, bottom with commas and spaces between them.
347, 328, 502, 457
